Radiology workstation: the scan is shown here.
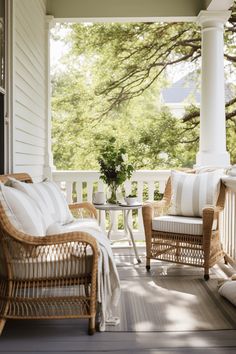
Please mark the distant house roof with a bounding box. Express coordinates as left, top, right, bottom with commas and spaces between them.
161, 71, 234, 105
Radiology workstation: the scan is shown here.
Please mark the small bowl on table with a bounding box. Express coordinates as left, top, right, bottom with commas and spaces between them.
124, 196, 138, 206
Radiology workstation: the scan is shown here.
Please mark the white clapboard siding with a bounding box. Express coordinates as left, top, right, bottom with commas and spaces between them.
15, 129, 45, 148
15, 153, 45, 166
15, 141, 45, 156
13, 0, 47, 181
13, 165, 45, 181
15, 102, 46, 129
15, 116, 45, 137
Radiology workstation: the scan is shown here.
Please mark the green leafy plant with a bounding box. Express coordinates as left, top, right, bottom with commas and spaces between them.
98, 137, 134, 186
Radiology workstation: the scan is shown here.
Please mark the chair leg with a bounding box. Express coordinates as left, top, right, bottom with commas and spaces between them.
0, 319, 6, 336
88, 316, 96, 335
204, 267, 209, 281
146, 257, 150, 271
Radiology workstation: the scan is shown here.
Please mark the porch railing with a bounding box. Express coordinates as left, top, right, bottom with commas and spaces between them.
221, 190, 236, 263
53, 170, 236, 260
52, 170, 171, 240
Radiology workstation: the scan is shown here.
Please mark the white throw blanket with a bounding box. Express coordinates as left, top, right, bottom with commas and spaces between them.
60, 218, 121, 331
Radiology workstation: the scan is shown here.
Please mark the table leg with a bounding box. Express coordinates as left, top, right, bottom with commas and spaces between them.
124, 210, 141, 264
98, 210, 101, 226
123, 210, 132, 246
107, 210, 114, 240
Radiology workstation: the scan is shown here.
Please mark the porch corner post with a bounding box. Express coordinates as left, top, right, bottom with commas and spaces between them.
44, 15, 55, 179
196, 10, 231, 168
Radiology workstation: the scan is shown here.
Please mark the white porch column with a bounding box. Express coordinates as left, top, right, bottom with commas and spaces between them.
44, 15, 55, 179
196, 10, 231, 167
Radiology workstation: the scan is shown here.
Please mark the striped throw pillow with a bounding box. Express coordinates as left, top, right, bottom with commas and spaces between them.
10, 179, 74, 225
168, 171, 222, 217
0, 183, 46, 236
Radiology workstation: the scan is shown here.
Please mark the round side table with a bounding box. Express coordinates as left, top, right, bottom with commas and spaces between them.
94, 203, 142, 263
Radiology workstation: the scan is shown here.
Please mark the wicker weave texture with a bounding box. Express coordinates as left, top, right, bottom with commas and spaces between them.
0, 174, 99, 335
142, 175, 226, 278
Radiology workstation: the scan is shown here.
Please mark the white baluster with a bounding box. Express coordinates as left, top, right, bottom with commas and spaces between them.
97, 180, 106, 230
137, 181, 144, 233
87, 181, 93, 203
148, 181, 155, 201
159, 180, 166, 194
233, 192, 236, 259
124, 180, 133, 234
222, 190, 236, 260
52, 170, 172, 242
231, 192, 236, 258
76, 181, 83, 203
65, 181, 73, 204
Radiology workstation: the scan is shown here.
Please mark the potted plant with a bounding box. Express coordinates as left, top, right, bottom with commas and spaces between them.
124, 194, 138, 205
98, 137, 134, 204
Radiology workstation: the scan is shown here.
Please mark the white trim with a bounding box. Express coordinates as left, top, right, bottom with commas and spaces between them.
5, 0, 14, 173
43, 15, 54, 178
54, 16, 198, 23
8, 0, 15, 173
202, 26, 224, 32
206, 0, 234, 11
198, 10, 231, 26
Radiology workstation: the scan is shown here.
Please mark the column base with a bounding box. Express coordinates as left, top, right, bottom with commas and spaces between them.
195, 151, 230, 168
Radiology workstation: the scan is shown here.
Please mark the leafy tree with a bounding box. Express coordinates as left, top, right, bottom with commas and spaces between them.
68, 4, 236, 120
51, 4, 236, 170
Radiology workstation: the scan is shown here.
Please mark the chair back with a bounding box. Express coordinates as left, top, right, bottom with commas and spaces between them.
164, 172, 226, 211
0, 173, 32, 184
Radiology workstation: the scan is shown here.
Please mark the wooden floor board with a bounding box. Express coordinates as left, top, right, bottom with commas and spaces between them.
0, 249, 235, 353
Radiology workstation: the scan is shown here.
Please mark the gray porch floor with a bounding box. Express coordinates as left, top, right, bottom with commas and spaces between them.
1, 246, 236, 354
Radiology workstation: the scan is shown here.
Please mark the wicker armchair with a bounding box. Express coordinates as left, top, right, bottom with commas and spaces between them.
142, 175, 226, 280
0, 173, 99, 335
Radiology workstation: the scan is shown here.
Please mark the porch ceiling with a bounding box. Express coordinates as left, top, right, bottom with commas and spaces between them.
46, 0, 233, 22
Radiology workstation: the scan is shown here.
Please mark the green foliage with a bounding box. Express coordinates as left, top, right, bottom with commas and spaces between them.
51, 18, 236, 170
98, 137, 134, 186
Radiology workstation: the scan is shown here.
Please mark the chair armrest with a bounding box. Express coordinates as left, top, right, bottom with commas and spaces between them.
202, 205, 222, 247
9, 230, 98, 251
4, 231, 99, 283
69, 202, 98, 220
202, 205, 223, 226
144, 200, 170, 217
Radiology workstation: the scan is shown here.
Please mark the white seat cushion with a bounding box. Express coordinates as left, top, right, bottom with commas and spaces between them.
0, 183, 22, 231
10, 179, 74, 225
152, 215, 217, 235
169, 170, 222, 217
46, 218, 100, 236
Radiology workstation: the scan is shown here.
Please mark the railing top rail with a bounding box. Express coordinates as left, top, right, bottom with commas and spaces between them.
52, 169, 171, 182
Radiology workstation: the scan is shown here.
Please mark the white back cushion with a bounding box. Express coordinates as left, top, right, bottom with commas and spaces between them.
169, 171, 222, 217
11, 179, 74, 225
0, 183, 23, 232
0, 183, 46, 236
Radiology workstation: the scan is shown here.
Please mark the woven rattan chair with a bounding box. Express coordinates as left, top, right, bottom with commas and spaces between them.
0, 173, 99, 335
142, 175, 226, 280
